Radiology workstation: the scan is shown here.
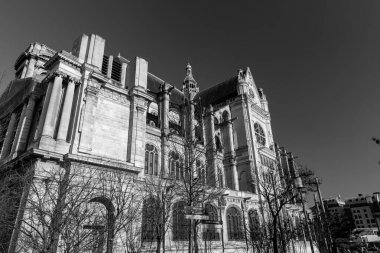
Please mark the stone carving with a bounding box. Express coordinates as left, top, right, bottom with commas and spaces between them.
99, 87, 129, 104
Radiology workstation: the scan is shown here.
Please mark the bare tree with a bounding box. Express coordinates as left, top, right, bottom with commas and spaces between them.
258, 164, 317, 253
0, 159, 144, 253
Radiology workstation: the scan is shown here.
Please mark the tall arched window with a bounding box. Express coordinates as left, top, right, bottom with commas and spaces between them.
217, 166, 224, 188
226, 206, 244, 241
254, 123, 266, 146
141, 197, 161, 242
203, 204, 220, 241
222, 110, 230, 122
196, 160, 205, 184
169, 151, 183, 180
145, 144, 159, 176
172, 201, 189, 241
248, 209, 260, 240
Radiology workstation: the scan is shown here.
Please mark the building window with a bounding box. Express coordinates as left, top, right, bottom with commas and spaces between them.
218, 166, 224, 188
254, 123, 266, 146
169, 151, 183, 180
203, 204, 220, 241
226, 206, 244, 241
141, 197, 161, 242
172, 201, 189, 241
196, 160, 205, 184
145, 144, 159, 176
248, 209, 260, 240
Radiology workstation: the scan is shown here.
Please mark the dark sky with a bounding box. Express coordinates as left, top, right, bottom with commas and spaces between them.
1, 0, 380, 201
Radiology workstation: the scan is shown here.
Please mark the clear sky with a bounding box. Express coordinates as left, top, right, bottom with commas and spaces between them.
1, 0, 380, 201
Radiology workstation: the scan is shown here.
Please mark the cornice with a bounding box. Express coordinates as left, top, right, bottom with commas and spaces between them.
44, 51, 82, 70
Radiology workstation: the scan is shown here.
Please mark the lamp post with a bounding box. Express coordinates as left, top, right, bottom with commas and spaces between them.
294, 176, 315, 253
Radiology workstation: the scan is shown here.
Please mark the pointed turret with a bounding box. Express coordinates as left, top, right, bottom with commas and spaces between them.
183, 63, 199, 99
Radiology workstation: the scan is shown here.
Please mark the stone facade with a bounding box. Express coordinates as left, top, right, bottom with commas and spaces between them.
0, 34, 308, 253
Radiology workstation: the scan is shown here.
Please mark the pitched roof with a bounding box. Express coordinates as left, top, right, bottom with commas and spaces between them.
195, 76, 239, 107
147, 72, 184, 105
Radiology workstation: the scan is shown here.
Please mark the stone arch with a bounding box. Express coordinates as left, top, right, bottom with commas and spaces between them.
226, 205, 244, 241
222, 110, 230, 122
89, 196, 115, 253
238, 170, 249, 191
141, 196, 161, 242
145, 143, 159, 176
172, 201, 189, 241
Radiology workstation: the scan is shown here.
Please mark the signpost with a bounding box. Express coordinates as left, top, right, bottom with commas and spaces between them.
185, 214, 209, 220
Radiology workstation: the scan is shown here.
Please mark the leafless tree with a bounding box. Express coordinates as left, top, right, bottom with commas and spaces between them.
0, 159, 144, 253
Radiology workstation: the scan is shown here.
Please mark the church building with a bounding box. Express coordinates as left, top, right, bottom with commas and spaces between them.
0, 34, 304, 252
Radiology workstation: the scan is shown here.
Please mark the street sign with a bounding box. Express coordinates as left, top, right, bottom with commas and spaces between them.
184, 206, 204, 214
185, 214, 209, 220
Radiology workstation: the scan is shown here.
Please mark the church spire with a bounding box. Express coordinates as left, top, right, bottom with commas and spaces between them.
183, 62, 198, 96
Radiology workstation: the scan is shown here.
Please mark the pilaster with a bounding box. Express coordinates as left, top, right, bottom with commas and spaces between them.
11, 94, 37, 155
0, 113, 17, 159
121, 62, 127, 88
107, 55, 113, 78
25, 56, 36, 78
10, 103, 27, 155
127, 94, 147, 169
78, 81, 100, 153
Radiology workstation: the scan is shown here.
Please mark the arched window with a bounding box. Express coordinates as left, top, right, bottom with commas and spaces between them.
145, 144, 159, 176
141, 197, 161, 242
217, 166, 224, 188
172, 201, 189, 241
248, 209, 260, 232
254, 123, 266, 146
226, 206, 244, 241
248, 209, 260, 239
203, 204, 220, 241
169, 151, 183, 180
222, 110, 230, 122
196, 160, 205, 184
215, 135, 222, 152
85, 197, 116, 253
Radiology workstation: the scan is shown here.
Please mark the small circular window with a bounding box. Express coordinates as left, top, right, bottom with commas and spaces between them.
254, 123, 266, 146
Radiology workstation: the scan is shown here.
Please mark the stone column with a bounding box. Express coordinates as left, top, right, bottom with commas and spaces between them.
121, 62, 127, 88
205, 105, 217, 186
10, 103, 27, 155
57, 77, 75, 141
231, 159, 239, 191
127, 96, 147, 168
107, 55, 113, 78
25, 57, 37, 78
41, 73, 63, 138
226, 120, 239, 191
21, 60, 29, 78
0, 113, 17, 159
11, 95, 36, 153
78, 83, 100, 153
159, 85, 170, 177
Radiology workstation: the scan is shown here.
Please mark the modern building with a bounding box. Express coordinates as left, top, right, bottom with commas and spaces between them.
346, 193, 380, 230
0, 33, 305, 252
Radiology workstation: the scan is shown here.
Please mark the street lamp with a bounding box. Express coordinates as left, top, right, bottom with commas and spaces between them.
294, 176, 315, 253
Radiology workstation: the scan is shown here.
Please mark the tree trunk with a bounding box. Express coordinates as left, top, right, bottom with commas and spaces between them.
273, 216, 279, 253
